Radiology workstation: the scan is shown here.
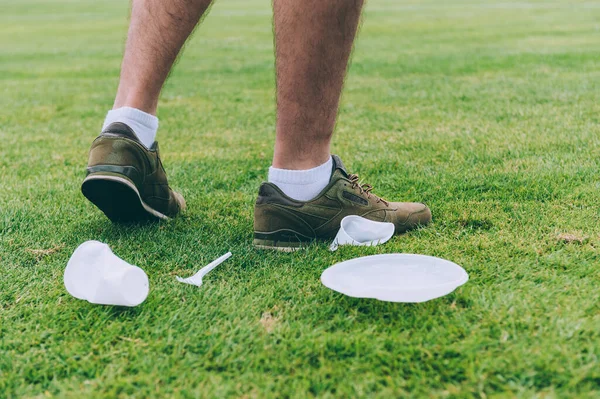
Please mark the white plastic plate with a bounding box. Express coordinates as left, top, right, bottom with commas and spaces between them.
321, 254, 468, 303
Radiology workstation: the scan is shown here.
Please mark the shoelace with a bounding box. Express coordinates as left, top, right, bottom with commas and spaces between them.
348, 174, 389, 206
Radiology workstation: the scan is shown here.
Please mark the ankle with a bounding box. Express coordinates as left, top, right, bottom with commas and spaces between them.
113, 91, 158, 116
102, 107, 159, 149
268, 157, 333, 201
272, 148, 331, 170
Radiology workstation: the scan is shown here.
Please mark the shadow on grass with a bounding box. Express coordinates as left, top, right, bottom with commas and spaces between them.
74, 302, 144, 321
73, 215, 192, 244
324, 291, 472, 327
104, 305, 143, 318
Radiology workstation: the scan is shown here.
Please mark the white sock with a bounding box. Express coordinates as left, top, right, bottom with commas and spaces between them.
268, 157, 333, 201
102, 107, 158, 149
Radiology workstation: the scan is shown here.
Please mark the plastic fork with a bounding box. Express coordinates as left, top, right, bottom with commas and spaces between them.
176, 252, 232, 287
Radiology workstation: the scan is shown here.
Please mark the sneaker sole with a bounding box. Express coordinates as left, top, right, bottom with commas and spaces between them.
81, 175, 169, 222
253, 231, 315, 252
253, 244, 301, 252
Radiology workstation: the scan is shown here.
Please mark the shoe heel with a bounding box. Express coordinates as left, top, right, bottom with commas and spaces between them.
82, 174, 167, 222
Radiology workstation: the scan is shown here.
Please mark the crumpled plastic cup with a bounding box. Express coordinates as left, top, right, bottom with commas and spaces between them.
64, 241, 149, 307
330, 215, 395, 251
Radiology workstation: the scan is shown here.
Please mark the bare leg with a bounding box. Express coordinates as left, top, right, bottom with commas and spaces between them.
112, 0, 214, 115
272, 0, 364, 170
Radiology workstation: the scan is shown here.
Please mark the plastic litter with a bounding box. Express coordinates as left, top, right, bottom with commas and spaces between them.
64, 241, 149, 307
176, 252, 232, 287
330, 215, 395, 251
321, 253, 468, 303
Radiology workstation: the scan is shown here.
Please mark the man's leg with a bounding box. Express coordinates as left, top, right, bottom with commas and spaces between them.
254, 0, 431, 250
269, 0, 363, 201
114, 0, 213, 115
272, 0, 364, 171
83, 0, 212, 222
102, 0, 213, 147
268, 0, 364, 202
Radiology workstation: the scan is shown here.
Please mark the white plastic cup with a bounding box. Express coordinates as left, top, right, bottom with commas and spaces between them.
330, 215, 395, 251
64, 241, 149, 307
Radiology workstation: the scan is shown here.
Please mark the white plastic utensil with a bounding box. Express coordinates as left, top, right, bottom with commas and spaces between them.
330, 215, 395, 251
64, 241, 149, 307
176, 252, 232, 287
321, 254, 468, 303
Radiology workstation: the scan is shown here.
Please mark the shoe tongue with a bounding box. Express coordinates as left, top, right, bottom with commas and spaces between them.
102, 122, 142, 143
331, 154, 348, 178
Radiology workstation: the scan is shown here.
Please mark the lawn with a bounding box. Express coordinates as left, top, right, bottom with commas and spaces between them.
1, 0, 600, 397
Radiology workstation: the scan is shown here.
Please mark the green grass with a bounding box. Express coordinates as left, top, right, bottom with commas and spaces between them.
1, 0, 600, 397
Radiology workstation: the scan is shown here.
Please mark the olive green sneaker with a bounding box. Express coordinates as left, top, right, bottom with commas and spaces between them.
254, 155, 431, 251
81, 122, 185, 222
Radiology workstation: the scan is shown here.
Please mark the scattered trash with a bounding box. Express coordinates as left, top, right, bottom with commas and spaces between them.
330, 215, 394, 251
64, 241, 149, 307
176, 252, 232, 287
321, 254, 468, 303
